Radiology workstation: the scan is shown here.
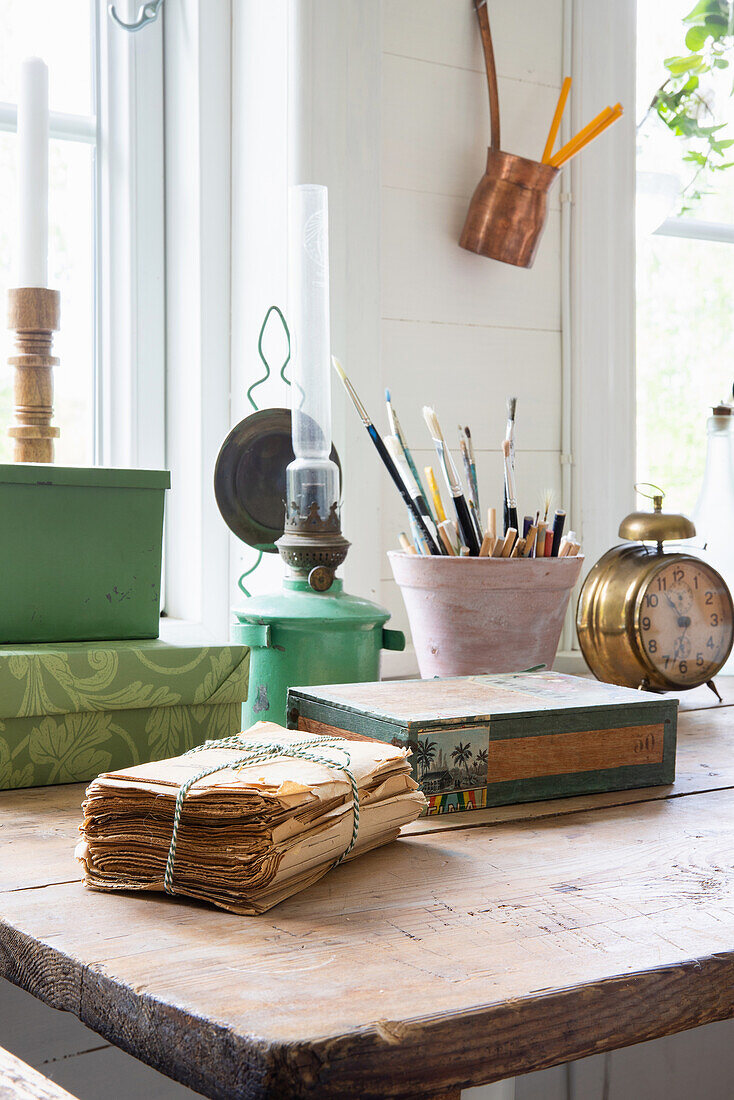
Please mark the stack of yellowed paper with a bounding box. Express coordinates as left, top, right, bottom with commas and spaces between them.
76, 723, 426, 915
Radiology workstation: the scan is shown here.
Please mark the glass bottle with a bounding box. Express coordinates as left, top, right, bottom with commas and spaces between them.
691, 405, 734, 674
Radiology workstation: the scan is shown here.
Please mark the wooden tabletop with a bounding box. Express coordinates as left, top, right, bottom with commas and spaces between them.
2, 684, 734, 1099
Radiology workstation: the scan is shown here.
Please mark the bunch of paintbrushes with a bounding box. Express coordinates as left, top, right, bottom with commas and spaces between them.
332, 357, 581, 561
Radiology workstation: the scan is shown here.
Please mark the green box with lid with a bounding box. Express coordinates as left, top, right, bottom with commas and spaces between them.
0, 463, 170, 643
0, 639, 250, 789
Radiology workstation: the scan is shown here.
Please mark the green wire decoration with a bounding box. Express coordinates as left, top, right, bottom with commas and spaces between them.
246, 305, 291, 411
237, 553, 263, 599
239, 306, 291, 598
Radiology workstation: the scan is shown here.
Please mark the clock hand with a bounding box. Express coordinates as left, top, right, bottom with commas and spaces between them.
664, 592, 679, 614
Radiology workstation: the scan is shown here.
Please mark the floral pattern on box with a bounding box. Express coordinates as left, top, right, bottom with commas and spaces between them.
0, 642, 249, 789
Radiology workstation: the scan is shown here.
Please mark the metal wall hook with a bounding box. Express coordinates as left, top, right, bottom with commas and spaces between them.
108, 0, 164, 32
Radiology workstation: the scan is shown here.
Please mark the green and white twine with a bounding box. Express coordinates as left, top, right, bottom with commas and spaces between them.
163, 733, 360, 896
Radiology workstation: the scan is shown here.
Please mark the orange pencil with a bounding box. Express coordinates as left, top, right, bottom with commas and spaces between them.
556, 104, 622, 168
550, 103, 622, 169
542, 76, 572, 164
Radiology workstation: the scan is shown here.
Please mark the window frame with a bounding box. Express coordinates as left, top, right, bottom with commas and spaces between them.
655, 217, 734, 244
161, 0, 233, 640
566, 0, 637, 591
95, 0, 165, 471
0, 2, 166, 473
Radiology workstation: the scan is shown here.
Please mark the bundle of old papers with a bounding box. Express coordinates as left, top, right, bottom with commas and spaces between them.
76, 723, 426, 915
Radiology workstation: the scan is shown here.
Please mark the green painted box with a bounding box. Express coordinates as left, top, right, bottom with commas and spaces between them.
0, 463, 170, 643
287, 671, 678, 815
0, 640, 249, 789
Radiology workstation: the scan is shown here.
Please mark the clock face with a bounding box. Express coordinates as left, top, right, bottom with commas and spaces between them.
637, 558, 734, 686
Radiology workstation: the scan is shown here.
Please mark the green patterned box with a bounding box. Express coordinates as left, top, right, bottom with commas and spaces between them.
0, 640, 249, 789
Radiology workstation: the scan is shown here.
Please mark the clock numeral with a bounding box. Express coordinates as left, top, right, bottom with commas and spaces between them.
673, 567, 684, 582
696, 653, 704, 667
641, 616, 651, 631
663, 655, 670, 668
645, 594, 659, 608
657, 577, 667, 592
648, 639, 657, 653
679, 660, 688, 674
694, 575, 699, 589
711, 613, 720, 627
705, 592, 714, 605
707, 636, 715, 650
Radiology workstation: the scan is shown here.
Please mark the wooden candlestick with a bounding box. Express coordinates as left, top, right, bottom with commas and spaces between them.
7, 287, 60, 463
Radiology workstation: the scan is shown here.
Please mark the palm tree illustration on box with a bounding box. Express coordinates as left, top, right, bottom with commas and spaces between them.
475, 746, 488, 772
415, 739, 437, 776
451, 741, 473, 778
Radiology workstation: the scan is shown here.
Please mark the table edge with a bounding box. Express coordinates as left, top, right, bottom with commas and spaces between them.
3, 913, 734, 1099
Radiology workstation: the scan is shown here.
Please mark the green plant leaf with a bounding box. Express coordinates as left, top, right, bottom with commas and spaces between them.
664, 53, 707, 75
683, 0, 727, 23
686, 24, 710, 49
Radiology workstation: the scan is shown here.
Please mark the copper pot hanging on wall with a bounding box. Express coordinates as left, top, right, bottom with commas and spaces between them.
459, 0, 559, 269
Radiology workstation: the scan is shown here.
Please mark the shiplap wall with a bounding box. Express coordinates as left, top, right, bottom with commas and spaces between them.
376, 0, 564, 647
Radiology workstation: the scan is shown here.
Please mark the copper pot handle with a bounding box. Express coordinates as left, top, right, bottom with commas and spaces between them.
473, 0, 500, 151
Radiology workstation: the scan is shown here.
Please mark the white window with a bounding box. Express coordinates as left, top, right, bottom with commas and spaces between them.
0, 1, 164, 472
0, 2, 96, 465
637, 0, 734, 513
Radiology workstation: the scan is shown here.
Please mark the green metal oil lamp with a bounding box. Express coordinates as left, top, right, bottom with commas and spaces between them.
216, 185, 403, 728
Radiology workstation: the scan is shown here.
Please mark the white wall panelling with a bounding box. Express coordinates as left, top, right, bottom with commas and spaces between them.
382, 0, 563, 87
379, 0, 564, 659
291, 0, 384, 603
381, 320, 562, 454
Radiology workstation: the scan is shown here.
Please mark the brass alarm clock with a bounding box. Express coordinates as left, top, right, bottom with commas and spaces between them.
577, 485, 734, 693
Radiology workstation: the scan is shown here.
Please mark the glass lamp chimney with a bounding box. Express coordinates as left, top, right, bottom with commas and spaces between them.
286, 184, 340, 524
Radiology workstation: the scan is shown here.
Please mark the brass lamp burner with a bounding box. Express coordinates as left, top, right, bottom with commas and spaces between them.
275, 501, 350, 591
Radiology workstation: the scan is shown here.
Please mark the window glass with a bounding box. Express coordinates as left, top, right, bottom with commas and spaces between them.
636, 233, 734, 513
637, 0, 734, 513
0, 0, 93, 115
0, 3, 95, 465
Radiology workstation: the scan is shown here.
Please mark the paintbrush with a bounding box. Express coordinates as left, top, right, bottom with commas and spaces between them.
459, 432, 483, 543
332, 358, 442, 555
550, 509, 566, 557
385, 434, 443, 552
459, 431, 473, 500
423, 406, 481, 555
503, 397, 517, 533
465, 426, 480, 515
398, 531, 418, 555
409, 514, 429, 556
502, 439, 519, 534
425, 466, 447, 525
386, 389, 435, 524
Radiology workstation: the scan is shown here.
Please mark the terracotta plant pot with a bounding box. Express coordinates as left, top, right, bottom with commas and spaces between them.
388, 552, 584, 679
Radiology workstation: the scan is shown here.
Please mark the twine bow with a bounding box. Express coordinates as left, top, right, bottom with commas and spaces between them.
163, 733, 360, 895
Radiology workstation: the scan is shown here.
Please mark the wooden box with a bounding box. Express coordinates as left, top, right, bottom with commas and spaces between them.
287, 672, 677, 815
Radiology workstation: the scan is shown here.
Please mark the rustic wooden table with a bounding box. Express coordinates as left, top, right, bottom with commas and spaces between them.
2, 684, 734, 1099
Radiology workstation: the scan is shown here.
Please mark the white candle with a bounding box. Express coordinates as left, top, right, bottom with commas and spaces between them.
17, 57, 49, 288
